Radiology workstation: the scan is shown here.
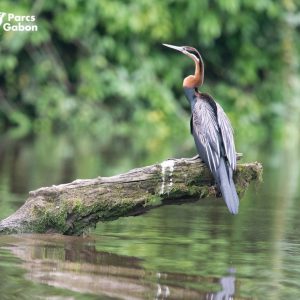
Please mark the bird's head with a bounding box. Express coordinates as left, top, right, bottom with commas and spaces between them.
163, 44, 201, 62
163, 43, 204, 88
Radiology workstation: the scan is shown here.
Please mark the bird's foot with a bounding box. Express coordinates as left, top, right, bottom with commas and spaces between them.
216, 186, 222, 197
191, 154, 201, 160
236, 152, 243, 160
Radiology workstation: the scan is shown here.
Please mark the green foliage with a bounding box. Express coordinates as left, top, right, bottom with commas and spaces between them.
0, 0, 298, 154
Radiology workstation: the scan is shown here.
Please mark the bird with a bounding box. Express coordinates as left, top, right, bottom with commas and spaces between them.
163, 43, 239, 214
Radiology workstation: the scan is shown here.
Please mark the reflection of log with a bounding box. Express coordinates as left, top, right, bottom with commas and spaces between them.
5, 234, 253, 300
0, 157, 262, 235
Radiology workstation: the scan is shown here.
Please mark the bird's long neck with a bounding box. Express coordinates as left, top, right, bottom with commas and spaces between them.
183, 57, 204, 89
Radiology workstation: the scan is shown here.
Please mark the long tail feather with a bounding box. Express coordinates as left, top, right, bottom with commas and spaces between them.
218, 157, 239, 214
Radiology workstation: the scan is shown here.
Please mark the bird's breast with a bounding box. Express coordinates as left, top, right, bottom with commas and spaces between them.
183, 87, 197, 112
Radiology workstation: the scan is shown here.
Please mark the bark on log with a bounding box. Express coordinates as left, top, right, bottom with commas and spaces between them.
0, 157, 262, 235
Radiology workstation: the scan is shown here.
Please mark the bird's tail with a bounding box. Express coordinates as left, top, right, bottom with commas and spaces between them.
217, 157, 239, 215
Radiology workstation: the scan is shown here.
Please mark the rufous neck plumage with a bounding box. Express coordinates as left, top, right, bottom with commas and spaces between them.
183, 55, 204, 89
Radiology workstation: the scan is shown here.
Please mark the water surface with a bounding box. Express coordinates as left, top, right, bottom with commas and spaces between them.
0, 136, 299, 300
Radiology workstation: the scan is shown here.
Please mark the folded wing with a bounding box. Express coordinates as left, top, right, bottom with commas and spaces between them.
192, 96, 236, 174
192, 99, 221, 175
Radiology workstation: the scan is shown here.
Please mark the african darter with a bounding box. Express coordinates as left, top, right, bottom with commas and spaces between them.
163, 44, 239, 214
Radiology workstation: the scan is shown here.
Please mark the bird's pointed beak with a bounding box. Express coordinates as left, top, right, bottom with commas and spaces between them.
162, 43, 184, 53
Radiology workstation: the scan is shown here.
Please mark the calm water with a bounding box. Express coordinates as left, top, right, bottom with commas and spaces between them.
0, 135, 299, 300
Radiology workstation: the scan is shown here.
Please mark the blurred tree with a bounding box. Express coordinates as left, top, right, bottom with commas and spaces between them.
0, 0, 298, 155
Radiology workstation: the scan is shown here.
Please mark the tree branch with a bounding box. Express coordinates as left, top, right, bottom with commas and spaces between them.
0, 157, 262, 235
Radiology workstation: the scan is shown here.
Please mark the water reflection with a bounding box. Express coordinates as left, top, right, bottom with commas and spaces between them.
0, 234, 248, 300
208, 269, 236, 300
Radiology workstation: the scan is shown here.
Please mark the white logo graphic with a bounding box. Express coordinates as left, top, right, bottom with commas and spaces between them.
0, 12, 38, 32
0, 12, 6, 26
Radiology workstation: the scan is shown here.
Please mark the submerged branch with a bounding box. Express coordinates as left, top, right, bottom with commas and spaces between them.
0, 157, 262, 235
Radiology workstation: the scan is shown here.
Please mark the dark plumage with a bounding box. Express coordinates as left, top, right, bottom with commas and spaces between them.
163, 43, 239, 214
187, 90, 239, 214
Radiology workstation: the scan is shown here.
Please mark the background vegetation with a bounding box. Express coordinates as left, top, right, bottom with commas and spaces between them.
1, 0, 299, 156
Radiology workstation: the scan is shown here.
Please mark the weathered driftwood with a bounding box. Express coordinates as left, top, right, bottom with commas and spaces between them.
0, 157, 262, 235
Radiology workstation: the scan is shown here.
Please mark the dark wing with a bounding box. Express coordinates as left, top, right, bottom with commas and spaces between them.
216, 103, 236, 170
192, 99, 221, 175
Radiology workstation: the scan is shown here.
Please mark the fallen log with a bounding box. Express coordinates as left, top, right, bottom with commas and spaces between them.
0, 157, 262, 235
